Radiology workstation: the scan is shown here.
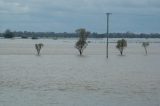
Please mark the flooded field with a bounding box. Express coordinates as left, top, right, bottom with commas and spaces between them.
0, 38, 160, 106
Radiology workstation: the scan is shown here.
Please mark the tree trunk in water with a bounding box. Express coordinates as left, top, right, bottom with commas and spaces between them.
79, 50, 82, 56
120, 49, 123, 55
37, 49, 40, 55
120, 51, 123, 55
37, 50, 40, 55
145, 47, 147, 55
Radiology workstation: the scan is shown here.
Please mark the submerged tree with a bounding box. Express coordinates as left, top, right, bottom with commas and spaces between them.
116, 39, 127, 55
75, 28, 90, 55
142, 42, 149, 55
35, 43, 44, 55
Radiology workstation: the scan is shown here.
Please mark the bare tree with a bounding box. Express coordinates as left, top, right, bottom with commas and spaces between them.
75, 28, 90, 55
142, 42, 149, 55
116, 39, 127, 55
35, 43, 44, 55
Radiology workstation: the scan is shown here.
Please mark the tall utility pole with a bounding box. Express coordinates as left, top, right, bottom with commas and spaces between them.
106, 13, 112, 58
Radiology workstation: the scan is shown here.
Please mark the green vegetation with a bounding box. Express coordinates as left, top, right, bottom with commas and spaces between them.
116, 39, 127, 55
75, 28, 90, 55
1, 30, 160, 38
32, 36, 38, 39
3, 29, 14, 38
21, 35, 28, 39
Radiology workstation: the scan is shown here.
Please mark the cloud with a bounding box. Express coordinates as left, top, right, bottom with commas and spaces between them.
1, 0, 160, 15
0, 0, 30, 14
0, 0, 160, 33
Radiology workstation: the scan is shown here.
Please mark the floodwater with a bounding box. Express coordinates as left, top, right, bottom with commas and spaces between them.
0, 38, 160, 106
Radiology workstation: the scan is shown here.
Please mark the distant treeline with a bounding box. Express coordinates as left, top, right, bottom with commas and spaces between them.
0, 30, 160, 38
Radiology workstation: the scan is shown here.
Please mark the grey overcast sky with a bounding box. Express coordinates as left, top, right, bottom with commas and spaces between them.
0, 0, 160, 33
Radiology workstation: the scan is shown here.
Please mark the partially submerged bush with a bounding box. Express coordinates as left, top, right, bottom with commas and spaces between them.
142, 42, 149, 55
35, 43, 44, 55
116, 39, 127, 55
75, 28, 90, 55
